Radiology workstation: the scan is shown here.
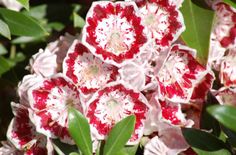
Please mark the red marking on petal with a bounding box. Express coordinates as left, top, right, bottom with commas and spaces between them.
87, 83, 149, 143
84, 2, 147, 65
64, 41, 118, 94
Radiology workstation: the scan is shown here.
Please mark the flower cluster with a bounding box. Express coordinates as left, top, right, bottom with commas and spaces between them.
1, 0, 221, 155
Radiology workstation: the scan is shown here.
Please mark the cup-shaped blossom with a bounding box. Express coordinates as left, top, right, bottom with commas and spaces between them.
63, 40, 118, 95
208, 2, 236, 69
86, 82, 150, 144
82, 1, 147, 66
134, 0, 185, 50
220, 49, 236, 87
27, 74, 83, 144
157, 44, 214, 103
7, 103, 53, 155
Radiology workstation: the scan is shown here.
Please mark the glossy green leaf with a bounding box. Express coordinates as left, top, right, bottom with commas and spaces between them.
207, 105, 236, 132
23, 4, 47, 19
73, 12, 85, 28
0, 8, 48, 37
52, 139, 78, 155
68, 107, 92, 155
103, 115, 136, 155
182, 128, 228, 152
223, 0, 236, 9
0, 44, 7, 55
0, 19, 11, 39
180, 0, 214, 65
16, 0, 29, 11
222, 127, 236, 147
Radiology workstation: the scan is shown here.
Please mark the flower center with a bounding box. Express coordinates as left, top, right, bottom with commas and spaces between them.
144, 14, 156, 26
106, 32, 128, 55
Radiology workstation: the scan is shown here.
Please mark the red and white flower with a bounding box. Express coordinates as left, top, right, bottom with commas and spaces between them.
133, 0, 185, 50
63, 40, 118, 95
7, 103, 53, 155
27, 74, 83, 144
220, 49, 236, 87
157, 44, 214, 103
82, 1, 147, 66
208, 2, 236, 69
86, 82, 150, 144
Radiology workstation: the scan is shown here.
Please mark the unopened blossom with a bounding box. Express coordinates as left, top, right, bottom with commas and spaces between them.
208, 2, 236, 69
17, 74, 43, 106
63, 40, 118, 95
144, 136, 169, 155
46, 33, 77, 68
144, 124, 188, 155
220, 49, 236, 87
7, 103, 53, 155
86, 82, 150, 144
0, 0, 22, 11
28, 74, 83, 144
157, 44, 214, 103
82, 1, 147, 66
133, 0, 185, 50
27, 49, 58, 77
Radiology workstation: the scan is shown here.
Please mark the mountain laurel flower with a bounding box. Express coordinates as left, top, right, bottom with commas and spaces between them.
157, 44, 214, 103
63, 40, 118, 95
7, 103, 53, 155
27, 74, 83, 144
133, 0, 185, 50
82, 1, 147, 66
220, 49, 236, 87
86, 82, 150, 145
208, 2, 236, 69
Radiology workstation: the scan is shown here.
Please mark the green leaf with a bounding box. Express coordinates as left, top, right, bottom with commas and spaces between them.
69, 152, 80, 155
180, 0, 214, 65
103, 115, 136, 155
0, 19, 11, 39
223, 0, 236, 9
73, 12, 85, 28
68, 107, 92, 155
222, 127, 236, 147
207, 105, 236, 132
182, 128, 231, 155
11, 36, 44, 44
52, 139, 78, 155
16, 0, 29, 11
0, 44, 7, 55
0, 8, 48, 37
123, 145, 139, 155
23, 4, 47, 19
0, 56, 14, 76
